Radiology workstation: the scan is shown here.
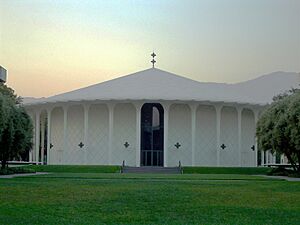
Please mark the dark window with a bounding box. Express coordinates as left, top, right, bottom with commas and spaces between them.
141, 103, 164, 166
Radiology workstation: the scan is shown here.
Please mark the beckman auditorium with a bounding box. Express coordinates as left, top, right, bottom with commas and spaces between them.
24, 67, 300, 167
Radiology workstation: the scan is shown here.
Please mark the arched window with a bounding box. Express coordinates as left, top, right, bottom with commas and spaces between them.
141, 103, 164, 166
152, 107, 160, 127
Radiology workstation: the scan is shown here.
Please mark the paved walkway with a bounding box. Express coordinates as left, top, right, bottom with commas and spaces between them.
0, 172, 48, 179
1, 173, 299, 181
257, 175, 300, 182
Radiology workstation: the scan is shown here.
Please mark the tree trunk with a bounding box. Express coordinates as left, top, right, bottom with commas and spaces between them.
297, 153, 300, 174
286, 154, 297, 172
1, 159, 6, 170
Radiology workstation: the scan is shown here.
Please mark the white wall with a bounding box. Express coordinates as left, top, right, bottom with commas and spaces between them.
87, 104, 109, 165
241, 109, 256, 167
65, 105, 84, 165
50, 107, 63, 164
168, 104, 192, 167
195, 105, 217, 166
38, 101, 259, 167
112, 103, 136, 166
220, 106, 239, 166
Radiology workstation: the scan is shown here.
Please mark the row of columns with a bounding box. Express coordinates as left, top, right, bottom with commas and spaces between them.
31, 109, 52, 164
30, 101, 259, 167
261, 150, 279, 166
195, 104, 259, 167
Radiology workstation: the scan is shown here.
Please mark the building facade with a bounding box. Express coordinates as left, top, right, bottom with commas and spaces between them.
25, 68, 293, 167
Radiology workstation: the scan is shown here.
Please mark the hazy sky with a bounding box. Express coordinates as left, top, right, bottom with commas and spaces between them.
0, 0, 299, 97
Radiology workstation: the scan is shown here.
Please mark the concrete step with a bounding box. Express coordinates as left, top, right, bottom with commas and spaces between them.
122, 166, 182, 174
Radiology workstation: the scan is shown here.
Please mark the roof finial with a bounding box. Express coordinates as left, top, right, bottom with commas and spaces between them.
151, 52, 156, 68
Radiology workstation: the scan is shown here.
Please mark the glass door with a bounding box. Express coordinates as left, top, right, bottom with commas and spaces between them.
140, 103, 164, 166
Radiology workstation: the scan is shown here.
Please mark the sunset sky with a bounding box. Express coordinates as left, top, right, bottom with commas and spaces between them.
0, 0, 299, 98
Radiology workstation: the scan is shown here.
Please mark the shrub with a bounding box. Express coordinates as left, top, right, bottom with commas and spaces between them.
0, 167, 35, 175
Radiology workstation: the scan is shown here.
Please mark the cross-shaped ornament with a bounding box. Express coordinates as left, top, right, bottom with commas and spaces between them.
220, 143, 226, 150
151, 59, 156, 68
151, 52, 156, 68
174, 142, 181, 149
78, 142, 84, 148
124, 142, 130, 148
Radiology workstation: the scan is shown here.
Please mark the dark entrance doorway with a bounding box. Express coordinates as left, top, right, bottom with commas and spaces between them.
141, 103, 164, 166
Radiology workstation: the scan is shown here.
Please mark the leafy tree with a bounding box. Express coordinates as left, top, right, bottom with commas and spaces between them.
0, 94, 10, 142
256, 88, 300, 173
0, 84, 21, 104
0, 83, 33, 169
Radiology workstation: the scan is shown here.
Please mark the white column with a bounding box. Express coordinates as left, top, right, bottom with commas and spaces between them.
134, 103, 142, 167
28, 113, 34, 162
270, 151, 273, 164
271, 152, 274, 164
254, 110, 259, 167
190, 103, 198, 166
215, 105, 222, 167
108, 103, 115, 165
29, 146, 33, 162
63, 106, 68, 164
35, 110, 41, 164
83, 104, 90, 165
40, 116, 45, 164
163, 103, 170, 167
261, 150, 265, 166
237, 107, 243, 167
46, 108, 52, 165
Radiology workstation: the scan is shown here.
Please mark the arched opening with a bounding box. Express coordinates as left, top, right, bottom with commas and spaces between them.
141, 103, 164, 166
39, 110, 48, 164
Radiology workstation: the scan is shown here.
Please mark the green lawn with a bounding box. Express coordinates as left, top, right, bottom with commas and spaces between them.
0, 168, 299, 224
183, 166, 272, 174
23, 165, 121, 173
24, 165, 272, 175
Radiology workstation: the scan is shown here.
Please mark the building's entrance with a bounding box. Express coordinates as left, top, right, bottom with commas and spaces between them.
141, 103, 164, 166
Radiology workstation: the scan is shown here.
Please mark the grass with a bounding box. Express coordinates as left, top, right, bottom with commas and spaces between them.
22, 165, 271, 175
183, 166, 272, 174
23, 165, 121, 173
34, 172, 271, 180
266, 167, 300, 178
0, 166, 299, 224
0, 166, 35, 175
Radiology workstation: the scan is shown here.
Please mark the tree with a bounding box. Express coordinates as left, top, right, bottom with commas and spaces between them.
0, 83, 33, 169
0, 94, 10, 143
256, 88, 300, 173
0, 84, 21, 104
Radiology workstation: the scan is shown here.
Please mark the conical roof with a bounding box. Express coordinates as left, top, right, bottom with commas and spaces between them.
24, 68, 300, 106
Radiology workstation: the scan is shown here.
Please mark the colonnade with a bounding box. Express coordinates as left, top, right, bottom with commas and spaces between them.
28, 101, 263, 167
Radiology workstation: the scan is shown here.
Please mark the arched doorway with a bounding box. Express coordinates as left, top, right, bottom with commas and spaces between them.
141, 103, 164, 166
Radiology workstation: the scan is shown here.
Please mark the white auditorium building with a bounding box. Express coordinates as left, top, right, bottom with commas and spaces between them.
24, 67, 300, 167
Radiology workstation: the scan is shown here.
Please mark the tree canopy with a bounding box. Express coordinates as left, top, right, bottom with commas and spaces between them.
0, 83, 33, 169
256, 88, 300, 173
0, 84, 21, 104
